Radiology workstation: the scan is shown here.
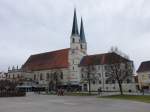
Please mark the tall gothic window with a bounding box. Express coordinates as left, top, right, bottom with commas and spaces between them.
46, 73, 49, 80
40, 73, 43, 80
72, 38, 75, 43
60, 72, 63, 79
81, 45, 82, 49
105, 80, 109, 84
72, 66, 74, 70
34, 74, 36, 80
92, 80, 96, 85
81, 74, 84, 78
99, 80, 101, 84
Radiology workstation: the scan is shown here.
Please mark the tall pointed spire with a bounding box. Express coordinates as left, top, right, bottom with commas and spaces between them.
71, 8, 79, 36
80, 18, 86, 43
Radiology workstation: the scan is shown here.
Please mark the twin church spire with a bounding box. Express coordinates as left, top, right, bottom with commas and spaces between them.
71, 9, 86, 43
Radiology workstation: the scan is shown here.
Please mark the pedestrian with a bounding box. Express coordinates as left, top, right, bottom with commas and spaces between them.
57, 88, 60, 96
59, 88, 62, 96
62, 88, 64, 96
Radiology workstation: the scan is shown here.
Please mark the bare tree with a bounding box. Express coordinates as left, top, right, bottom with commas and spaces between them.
106, 62, 133, 95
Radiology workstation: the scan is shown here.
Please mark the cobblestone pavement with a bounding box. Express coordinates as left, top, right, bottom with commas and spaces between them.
0, 94, 149, 112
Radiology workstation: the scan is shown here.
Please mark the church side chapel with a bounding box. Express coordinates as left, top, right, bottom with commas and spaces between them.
8, 9, 136, 92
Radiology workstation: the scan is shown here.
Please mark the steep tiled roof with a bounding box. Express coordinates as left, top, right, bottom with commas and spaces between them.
22, 48, 69, 71
137, 61, 150, 73
80, 52, 131, 66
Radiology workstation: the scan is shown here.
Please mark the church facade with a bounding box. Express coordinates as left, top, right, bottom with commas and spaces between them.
8, 10, 136, 92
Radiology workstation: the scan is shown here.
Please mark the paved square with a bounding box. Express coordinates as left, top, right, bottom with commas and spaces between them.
0, 94, 149, 112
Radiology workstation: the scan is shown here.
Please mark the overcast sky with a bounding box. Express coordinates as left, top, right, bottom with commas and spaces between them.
0, 0, 150, 72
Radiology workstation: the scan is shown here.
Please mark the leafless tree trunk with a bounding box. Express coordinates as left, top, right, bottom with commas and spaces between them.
107, 62, 133, 95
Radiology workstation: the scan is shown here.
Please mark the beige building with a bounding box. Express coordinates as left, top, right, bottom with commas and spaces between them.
0, 72, 8, 80
137, 61, 150, 91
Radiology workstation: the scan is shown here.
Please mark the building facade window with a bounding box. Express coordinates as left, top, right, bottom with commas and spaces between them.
98, 73, 101, 78
81, 74, 84, 78
113, 86, 115, 90
40, 73, 43, 80
105, 73, 109, 77
46, 73, 49, 80
99, 80, 101, 84
106, 87, 108, 90
72, 38, 75, 43
34, 74, 36, 80
112, 80, 115, 84
60, 72, 63, 79
127, 79, 131, 83
105, 80, 109, 84
92, 80, 96, 85
80, 45, 82, 49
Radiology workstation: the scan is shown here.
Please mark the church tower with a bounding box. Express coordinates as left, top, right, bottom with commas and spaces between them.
68, 9, 87, 85
80, 18, 87, 54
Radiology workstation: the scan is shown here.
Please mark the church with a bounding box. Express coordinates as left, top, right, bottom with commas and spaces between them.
8, 10, 136, 92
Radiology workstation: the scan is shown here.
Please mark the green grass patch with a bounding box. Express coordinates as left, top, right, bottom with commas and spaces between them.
98, 95, 150, 103
65, 92, 97, 96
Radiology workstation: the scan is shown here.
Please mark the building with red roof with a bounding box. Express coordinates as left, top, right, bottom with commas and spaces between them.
8, 9, 136, 92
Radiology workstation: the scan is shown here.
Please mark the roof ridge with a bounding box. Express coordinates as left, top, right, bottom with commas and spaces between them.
85, 52, 112, 57
31, 48, 70, 56
141, 60, 150, 63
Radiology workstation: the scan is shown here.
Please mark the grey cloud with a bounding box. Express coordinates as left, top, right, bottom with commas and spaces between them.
0, 0, 150, 71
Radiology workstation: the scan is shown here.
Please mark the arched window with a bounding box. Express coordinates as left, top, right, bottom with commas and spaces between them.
40, 73, 43, 80
92, 80, 96, 85
60, 72, 63, 79
99, 80, 101, 84
80, 45, 82, 49
105, 80, 109, 84
72, 38, 75, 43
34, 74, 36, 80
81, 74, 84, 78
46, 73, 49, 80
50, 73, 53, 80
